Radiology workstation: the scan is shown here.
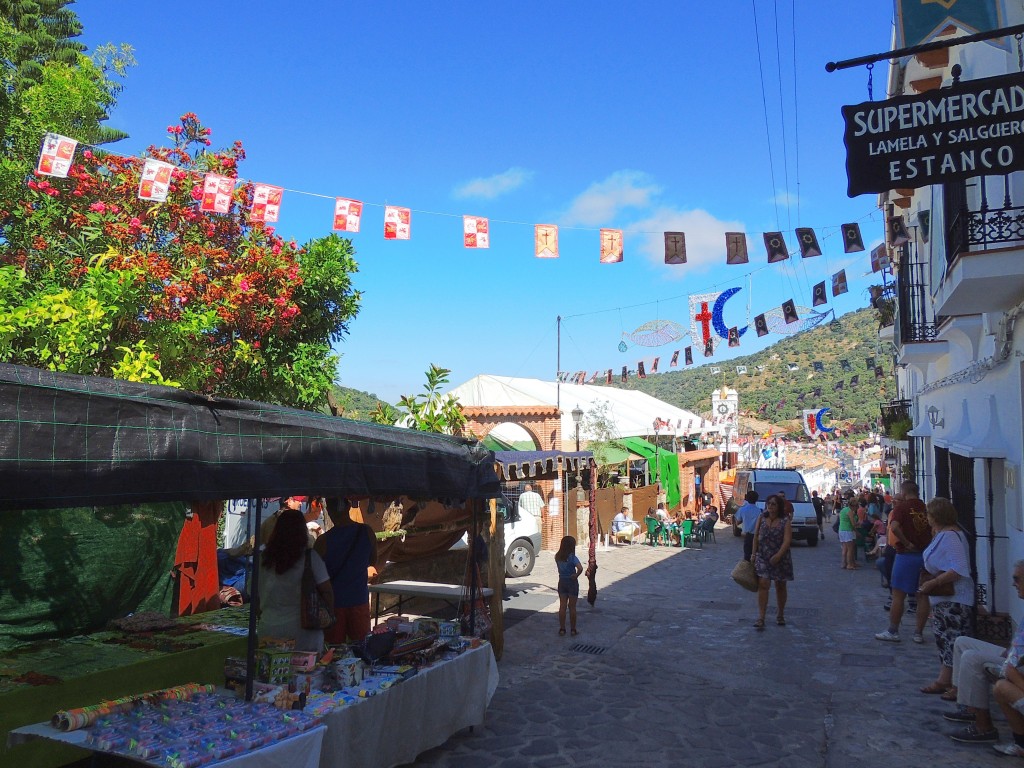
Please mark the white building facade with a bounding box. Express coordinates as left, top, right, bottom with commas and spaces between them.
880, 17, 1024, 635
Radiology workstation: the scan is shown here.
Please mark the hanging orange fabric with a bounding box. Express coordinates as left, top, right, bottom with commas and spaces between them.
173, 501, 222, 616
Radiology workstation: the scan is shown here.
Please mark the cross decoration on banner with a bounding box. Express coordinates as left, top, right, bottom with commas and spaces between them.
464, 216, 489, 249
832, 270, 849, 296
535, 224, 558, 258
384, 206, 411, 240
764, 232, 789, 263
842, 223, 865, 253
725, 232, 748, 264
37, 133, 77, 178
600, 228, 623, 263
138, 159, 173, 202
333, 198, 362, 232
665, 232, 686, 264
250, 184, 283, 223
200, 173, 234, 213
796, 228, 822, 258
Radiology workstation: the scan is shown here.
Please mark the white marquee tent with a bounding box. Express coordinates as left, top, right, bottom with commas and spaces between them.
448, 374, 710, 448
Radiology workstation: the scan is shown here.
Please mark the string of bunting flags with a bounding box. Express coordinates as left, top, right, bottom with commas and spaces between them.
36, 131, 884, 267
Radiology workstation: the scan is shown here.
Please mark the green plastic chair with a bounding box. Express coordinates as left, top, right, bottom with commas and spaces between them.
644, 516, 661, 545
681, 519, 702, 548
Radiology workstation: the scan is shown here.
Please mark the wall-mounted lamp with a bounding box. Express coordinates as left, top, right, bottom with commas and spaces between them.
926, 405, 944, 429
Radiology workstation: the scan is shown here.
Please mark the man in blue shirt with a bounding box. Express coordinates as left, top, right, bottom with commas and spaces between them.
733, 490, 761, 562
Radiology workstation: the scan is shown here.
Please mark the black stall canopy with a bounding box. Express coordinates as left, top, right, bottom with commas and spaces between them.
0, 363, 500, 510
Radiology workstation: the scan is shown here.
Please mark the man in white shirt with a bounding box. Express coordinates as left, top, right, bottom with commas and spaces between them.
517, 484, 545, 524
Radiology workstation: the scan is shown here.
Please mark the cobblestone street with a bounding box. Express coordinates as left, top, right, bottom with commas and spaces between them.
413, 525, 1008, 767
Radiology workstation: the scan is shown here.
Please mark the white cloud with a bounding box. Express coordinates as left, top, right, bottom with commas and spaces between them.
561, 170, 660, 226
627, 207, 748, 274
452, 167, 533, 200
772, 191, 800, 208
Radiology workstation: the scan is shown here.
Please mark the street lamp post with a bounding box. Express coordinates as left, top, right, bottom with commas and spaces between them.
571, 404, 583, 452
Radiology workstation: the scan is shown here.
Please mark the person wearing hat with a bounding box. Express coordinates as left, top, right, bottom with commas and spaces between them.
229, 496, 315, 556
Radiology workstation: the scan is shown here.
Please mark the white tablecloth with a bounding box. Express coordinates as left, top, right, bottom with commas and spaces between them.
8, 722, 325, 768
319, 644, 499, 768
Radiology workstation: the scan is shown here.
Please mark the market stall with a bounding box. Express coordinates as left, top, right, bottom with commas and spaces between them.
0, 363, 502, 768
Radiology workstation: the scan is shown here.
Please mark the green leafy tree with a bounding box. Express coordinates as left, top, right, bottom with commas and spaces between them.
0, 111, 362, 408
582, 401, 621, 487
375, 364, 467, 434
0, 0, 85, 90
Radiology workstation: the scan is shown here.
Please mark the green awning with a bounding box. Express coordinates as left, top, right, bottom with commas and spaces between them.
613, 437, 681, 511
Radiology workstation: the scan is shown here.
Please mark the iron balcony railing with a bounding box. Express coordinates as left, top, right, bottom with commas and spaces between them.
896, 240, 938, 343
946, 172, 1024, 264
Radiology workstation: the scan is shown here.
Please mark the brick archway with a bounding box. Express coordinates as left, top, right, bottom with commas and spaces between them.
460, 406, 561, 451
460, 406, 564, 549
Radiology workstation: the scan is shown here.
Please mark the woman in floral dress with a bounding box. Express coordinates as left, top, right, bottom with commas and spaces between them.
751, 495, 794, 629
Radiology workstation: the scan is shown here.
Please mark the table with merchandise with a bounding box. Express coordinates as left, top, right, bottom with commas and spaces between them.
7, 621, 499, 768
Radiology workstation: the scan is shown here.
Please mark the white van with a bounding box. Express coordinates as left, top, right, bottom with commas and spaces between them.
453, 491, 541, 578
728, 468, 819, 546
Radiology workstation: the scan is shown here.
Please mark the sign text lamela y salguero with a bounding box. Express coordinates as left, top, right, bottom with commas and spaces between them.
842, 71, 1024, 197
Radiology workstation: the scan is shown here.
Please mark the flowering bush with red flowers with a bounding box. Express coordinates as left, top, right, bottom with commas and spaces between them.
0, 113, 361, 407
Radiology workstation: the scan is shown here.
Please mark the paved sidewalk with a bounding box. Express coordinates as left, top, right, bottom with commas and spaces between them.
412, 525, 1011, 767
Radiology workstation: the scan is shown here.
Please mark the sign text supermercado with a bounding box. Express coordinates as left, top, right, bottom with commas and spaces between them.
842, 71, 1024, 197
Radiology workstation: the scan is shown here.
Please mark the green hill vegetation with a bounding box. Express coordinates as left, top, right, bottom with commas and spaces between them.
615, 307, 891, 433
325, 385, 391, 421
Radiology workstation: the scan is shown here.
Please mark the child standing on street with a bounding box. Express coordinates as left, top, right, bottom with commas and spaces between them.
554, 536, 583, 636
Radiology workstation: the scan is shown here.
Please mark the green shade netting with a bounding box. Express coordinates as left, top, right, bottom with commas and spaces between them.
0, 503, 186, 653
614, 437, 681, 510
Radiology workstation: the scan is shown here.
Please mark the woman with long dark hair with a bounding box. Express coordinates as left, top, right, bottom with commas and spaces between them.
751, 495, 794, 629
259, 508, 333, 650
554, 536, 583, 636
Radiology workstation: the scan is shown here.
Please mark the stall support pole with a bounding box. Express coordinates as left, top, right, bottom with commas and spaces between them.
469, 498, 478, 636
244, 497, 264, 702
487, 497, 505, 660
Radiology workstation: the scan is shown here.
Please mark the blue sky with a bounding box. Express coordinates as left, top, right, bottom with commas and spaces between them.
76, 1, 895, 404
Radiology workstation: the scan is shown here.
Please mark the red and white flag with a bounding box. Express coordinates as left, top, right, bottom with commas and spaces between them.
535, 224, 558, 258
37, 133, 77, 178
463, 216, 489, 248
138, 159, 173, 202
384, 206, 411, 240
333, 198, 362, 232
200, 173, 234, 213
250, 184, 283, 223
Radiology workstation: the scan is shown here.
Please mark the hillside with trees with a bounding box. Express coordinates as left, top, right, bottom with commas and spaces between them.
615, 307, 891, 433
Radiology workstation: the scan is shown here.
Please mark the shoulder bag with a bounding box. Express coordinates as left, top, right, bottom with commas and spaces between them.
301, 550, 336, 630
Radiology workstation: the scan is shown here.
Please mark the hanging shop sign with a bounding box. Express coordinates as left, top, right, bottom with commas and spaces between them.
842, 71, 1024, 197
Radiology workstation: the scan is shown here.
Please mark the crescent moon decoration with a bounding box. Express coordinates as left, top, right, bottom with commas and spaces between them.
712, 287, 747, 340
624, 319, 689, 348
816, 407, 836, 433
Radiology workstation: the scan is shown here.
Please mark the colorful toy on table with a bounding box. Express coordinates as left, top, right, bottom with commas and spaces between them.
51, 683, 216, 731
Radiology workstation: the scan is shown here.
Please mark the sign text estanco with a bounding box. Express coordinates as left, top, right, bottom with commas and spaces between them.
842, 72, 1024, 197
